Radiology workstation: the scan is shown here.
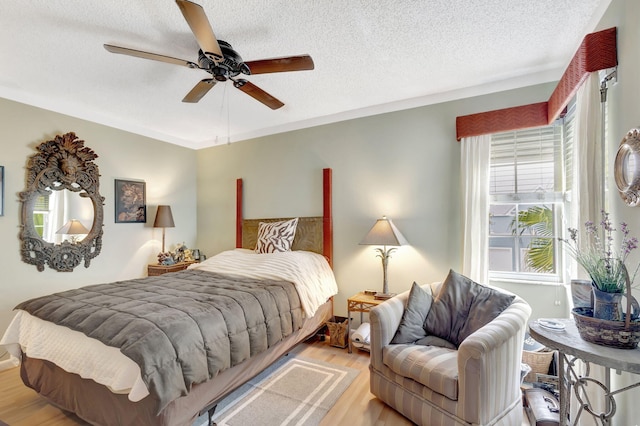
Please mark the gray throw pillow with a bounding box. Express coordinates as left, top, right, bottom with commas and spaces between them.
458, 277, 515, 343
415, 335, 457, 349
424, 269, 515, 347
390, 282, 433, 344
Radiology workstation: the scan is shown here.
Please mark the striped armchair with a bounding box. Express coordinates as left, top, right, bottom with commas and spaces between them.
369, 283, 531, 426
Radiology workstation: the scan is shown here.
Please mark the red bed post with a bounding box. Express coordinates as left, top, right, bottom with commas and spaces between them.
236, 178, 243, 248
323, 168, 333, 268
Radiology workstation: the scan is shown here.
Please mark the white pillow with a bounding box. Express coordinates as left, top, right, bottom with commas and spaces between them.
254, 218, 299, 253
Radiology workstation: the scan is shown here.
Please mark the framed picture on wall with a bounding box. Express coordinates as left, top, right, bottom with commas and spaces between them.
114, 179, 146, 223
0, 166, 4, 216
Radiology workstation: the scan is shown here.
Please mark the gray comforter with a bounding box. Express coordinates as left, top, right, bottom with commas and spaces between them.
15, 269, 303, 413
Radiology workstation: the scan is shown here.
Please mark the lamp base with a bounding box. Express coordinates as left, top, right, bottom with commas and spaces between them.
374, 292, 396, 300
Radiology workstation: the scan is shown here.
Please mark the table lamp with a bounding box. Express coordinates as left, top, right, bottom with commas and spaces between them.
359, 216, 408, 299
56, 219, 90, 243
153, 205, 175, 253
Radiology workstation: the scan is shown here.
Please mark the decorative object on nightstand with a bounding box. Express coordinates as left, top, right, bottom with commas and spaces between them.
359, 215, 408, 299
192, 248, 201, 261
147, 260, 197, 276
173, 242, 196, 262
153, 205, 175, 254
56, 219, 90, 243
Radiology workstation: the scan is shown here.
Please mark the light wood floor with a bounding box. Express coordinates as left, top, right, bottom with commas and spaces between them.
0, 338, 530, 425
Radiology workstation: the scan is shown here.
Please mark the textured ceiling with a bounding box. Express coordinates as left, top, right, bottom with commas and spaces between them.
0, 1, 611, 149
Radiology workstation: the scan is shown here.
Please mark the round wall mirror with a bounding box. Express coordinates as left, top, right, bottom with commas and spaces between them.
19, 132, 104, 271
615, 129, 640, 207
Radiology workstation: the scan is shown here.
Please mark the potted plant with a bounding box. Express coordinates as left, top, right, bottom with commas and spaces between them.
560, 211, 640, 348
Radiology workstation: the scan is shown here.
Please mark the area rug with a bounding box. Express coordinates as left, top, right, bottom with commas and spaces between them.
194, 355, 359, 426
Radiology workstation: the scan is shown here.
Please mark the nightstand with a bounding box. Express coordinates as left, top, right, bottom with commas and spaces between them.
147, 260, 197, 276
347, 292, 386, 353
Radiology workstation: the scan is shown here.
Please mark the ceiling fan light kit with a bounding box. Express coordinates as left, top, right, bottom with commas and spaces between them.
104, 0, 314, 110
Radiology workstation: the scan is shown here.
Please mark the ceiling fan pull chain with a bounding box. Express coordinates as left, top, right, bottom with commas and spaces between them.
227, 86, 231, 145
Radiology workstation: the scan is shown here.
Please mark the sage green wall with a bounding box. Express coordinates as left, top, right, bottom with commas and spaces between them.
0, 98, 197, 336
1, 0, 636, 413
591, 0, 640, 424
195, 82, 560, 322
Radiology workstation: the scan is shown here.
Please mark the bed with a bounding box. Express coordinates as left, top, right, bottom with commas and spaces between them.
0, 168, 336, 426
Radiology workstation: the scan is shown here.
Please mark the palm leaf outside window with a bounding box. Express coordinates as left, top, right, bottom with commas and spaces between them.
511, 206, 554, 273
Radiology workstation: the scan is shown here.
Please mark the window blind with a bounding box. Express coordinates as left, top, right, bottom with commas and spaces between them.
33, 194, 50, 211
562, 99, 577, 192
490, 126, 562, 196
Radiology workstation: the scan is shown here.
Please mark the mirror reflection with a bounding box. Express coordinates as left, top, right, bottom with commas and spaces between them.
624, 150, 638, 187
33, 189, 94, 244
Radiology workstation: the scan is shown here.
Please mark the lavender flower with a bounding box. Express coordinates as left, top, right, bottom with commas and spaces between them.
559, 211, 640, 293
569, 228, 578, 242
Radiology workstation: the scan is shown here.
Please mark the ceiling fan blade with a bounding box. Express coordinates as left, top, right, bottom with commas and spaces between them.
182, 79, 217, 103
244, 55, 314, 75
233, 79, 284, 110
175, 0, 223, 63
104, 44, 197, 68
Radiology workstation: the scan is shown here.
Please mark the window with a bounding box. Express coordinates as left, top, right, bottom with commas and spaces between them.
488, 102, 575, 281
33, 194, 50, 238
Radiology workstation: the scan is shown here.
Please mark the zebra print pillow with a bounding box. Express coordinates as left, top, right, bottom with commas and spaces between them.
254, 218, 299, 253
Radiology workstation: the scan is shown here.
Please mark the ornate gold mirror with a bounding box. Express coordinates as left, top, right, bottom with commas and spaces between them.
614, 128, 640, 207
19, 132, 104, 271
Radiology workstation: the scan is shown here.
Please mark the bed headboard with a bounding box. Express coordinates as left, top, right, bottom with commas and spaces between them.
236, 168, 333, 267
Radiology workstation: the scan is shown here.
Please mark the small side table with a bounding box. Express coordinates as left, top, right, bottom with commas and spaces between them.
529, 318, 640, 425
347, 292, 386, 353
147, 260, 197, 276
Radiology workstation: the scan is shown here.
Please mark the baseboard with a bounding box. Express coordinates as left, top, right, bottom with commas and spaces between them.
0, 357, 19, 371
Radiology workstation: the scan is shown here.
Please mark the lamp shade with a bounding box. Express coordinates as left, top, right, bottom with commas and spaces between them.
56, 219, 90, 235
359, 216, 408, 246
153, 205, 175, 228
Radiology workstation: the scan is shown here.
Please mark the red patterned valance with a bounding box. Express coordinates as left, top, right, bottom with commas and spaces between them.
455, 102, 548, 140
456, 27, 617, 141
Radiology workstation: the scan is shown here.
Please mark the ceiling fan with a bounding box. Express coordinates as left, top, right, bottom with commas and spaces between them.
104, 0, 314, 109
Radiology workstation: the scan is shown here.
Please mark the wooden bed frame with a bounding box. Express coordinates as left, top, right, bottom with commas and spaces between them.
236, 167, 333, 267
18, 168, 335, 426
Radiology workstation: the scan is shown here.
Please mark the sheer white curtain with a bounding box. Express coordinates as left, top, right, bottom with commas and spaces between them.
461, 134, 491, 284
570, 72, 608, 426
44, 191, 63, 244
571, 73, 604, 279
